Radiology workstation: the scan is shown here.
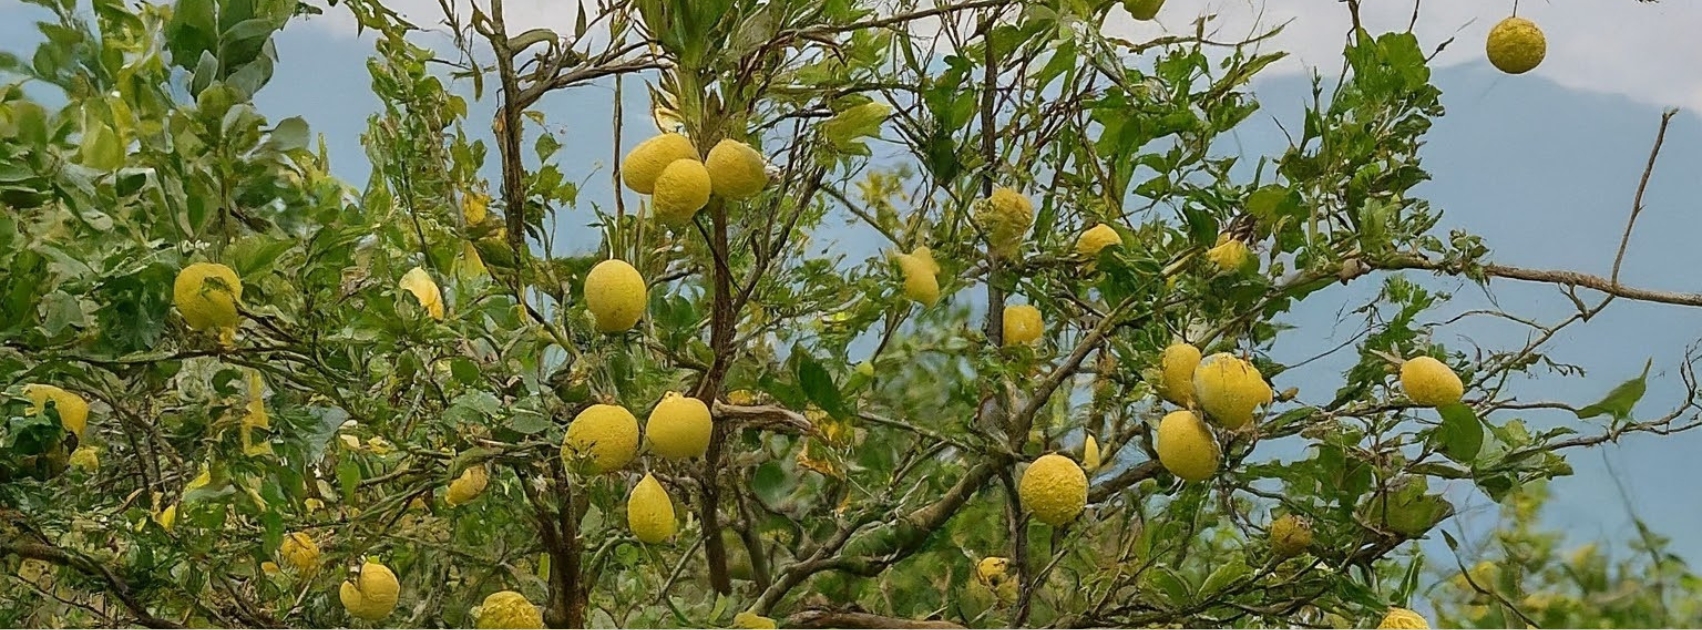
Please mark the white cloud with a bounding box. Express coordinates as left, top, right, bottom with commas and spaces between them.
299, 0, 1702, 111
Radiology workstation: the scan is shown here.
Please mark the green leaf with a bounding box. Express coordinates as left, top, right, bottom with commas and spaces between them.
226, 233, 295, 278
78, 120, 123, 171
1433, 402, 1483, 463
1199, 557, 1251, 597
1574, 358, 1651, 423
507, 410, 554, 435
795, 349, 847, 417
266, 116, 310, 152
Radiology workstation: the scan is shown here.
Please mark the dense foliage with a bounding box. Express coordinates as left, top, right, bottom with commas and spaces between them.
2, 0, 1698, 627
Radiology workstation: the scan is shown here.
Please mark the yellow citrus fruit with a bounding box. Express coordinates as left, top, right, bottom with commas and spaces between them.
562, 404, 640, 474
978, 187, 1034, 256
399, 266, 445, 320
475, 590, 544, 629
1191, 353, 1272, 429
645, 392, 713, 460
1124, 0, 1164, 20
976, 557, 1010, 585
68, 446, 99, 472
1156, 410, 1219, 482
652, 158, 712, 225
340, 561, 401, 621
622, 133, 699, 195
173, 262, 243, 331
1486, 16, 1546, 75
446, 463, 490, 506
584, 259, 648, 333
1269, 514, 1313, 558
1206, 236, 1251, 273
1400, 356, 1463, 408
894, 246, 942, 306
280, 532, 321, 572
1076, 223, 1123, 259
23, 384, 89, 440
462, 191, 489, 225
1082, 435, 1101, 472
1156, 343, 1202, 408
627, 473, 677, 544
1003, 304, 1043, 347
1018, 453, 1088, 526
705, 139, 768, 200
732, 611, 778, 629
1377, 607, 1430, 629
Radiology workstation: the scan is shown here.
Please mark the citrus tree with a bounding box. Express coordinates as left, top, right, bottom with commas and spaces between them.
2, 0, 1698, 627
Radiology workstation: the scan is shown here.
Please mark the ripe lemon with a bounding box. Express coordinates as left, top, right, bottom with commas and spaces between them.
622, 133, 699, 194
645, 392, 713, 460
23, 384, 89, 440
894, 247, 942, 306
1400, 356, 1463, 407
1003, 304, 1043, 347
280, 532, 321, 572
446, 463, 490, 506
173, 262, 242, 331
1076, 223, 1123, 259
1377, 607, 1430, 629
652, 158, 712, 225
68, 446, 99, 472
978, 187, 1034, 256
1192, 353, 1272, 429
1125, 0, 1164, 20
475, 590, 544, 629
1486, 16, 1545, 75
562, 404, 640, 473
1156, 410, 1219, 482
976, 557, 1010, 585
1156, 343, 1202, 407
584, 259, 648, 333
705, 139, 769, 200
732, 611, 778, 629
627, 473, 677, 544
1206, 236, 1251, 273
1269, 514, 1313, 558
1018, 453, 1088, 526
340, 561, 401, 621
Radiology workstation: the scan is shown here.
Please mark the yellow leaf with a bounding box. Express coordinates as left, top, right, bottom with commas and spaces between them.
399, 266, 445, 320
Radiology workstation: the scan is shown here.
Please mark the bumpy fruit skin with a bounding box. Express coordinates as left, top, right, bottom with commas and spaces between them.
976, 557, 1010, 585
280, 532, 321, 572
646, 392, 713, 460
68, 446, 99, 471
732, 612, 778, 629
895, 247, 942, 306
476, 591, 544, 629
1019, 453, 1089, 526
562, 404, 640, 473
1156, 410, 1219, 482
1269, 514, 1313, 558
1082, 435, 1102, 472
652, 158, 712, 225
339, 561, 401, 621
399, 266, 445, 320
1192, 353, 1273, 429
446, 463, 490, 506
705, 139, 768, 200
173, 262, 243, 331
1486, 16, 1546, 75
1156, 343, 1202, 408
1400, 356, 1463, 407
1206, 236, 1251, 273
584, 259, 648, 333
1003, 304, 1043, 347
1124, 0, 1164, 20
622, 133, 699, 194
627, 473, 677, 544
24, 384, 89, 440
978, 187, 1034, 256
1378, 607, 1430, 629
1076, 223, 1123, 259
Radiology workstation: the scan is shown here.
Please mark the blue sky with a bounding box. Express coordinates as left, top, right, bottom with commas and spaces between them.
5, 0, 1702, 577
